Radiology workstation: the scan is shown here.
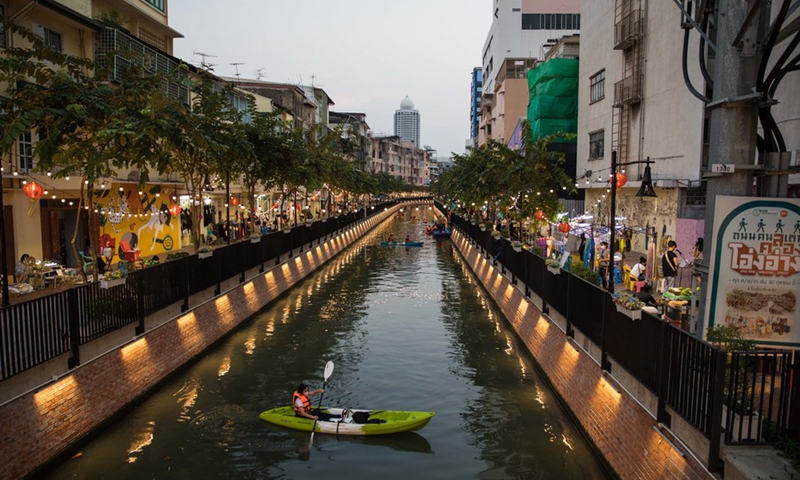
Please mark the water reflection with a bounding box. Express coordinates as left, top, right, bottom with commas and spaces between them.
43, 211, 608, 480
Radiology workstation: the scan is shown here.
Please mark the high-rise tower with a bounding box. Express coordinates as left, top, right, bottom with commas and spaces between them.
394, 96, 420, 147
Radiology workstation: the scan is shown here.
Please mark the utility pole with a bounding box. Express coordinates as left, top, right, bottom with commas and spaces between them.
695, 0, 768, 336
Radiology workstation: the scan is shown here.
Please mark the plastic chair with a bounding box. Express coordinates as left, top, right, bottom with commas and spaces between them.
79, 253, 94, 274
622, 265, 634, 290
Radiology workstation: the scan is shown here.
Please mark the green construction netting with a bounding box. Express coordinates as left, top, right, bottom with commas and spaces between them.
527, 58, 579, 88
528, 95, 578, 120
531, 77, 579, 97
529, 118, 577, 142
527, 58, 579, 142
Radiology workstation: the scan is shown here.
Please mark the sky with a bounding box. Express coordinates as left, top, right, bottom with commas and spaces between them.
168, 0, 491, 158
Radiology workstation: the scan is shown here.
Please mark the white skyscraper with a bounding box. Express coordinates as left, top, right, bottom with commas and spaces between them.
394, 96, 420, 147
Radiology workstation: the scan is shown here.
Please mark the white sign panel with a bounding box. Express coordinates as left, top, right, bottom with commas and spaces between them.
711, 164, 736, 173
705, 196, 800, 347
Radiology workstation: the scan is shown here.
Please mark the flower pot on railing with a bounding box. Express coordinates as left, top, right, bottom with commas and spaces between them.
250, 235, 262, 244
283, 228, 292, 234
722, 405, 763, 442
198, 249, 213, 259
614, 303, 643, 320
546, 265, 561, 275
100, 277, 126, 289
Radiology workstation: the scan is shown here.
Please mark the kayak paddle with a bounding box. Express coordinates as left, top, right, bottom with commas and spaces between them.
309, 360, 334, 446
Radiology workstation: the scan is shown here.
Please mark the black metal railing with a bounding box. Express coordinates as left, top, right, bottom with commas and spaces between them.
0, 200, 408, 382
440, 206, 799, 460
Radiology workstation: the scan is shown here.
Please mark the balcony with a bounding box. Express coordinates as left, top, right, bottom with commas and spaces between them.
614, 10, 642, 50
613, 74, 642, 107
94, 28, 190, 104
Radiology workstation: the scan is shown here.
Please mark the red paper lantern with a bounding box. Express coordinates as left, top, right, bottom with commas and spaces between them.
534, 210, 546, 220
168, 204, 182, 216
615, 172, 628, 189
558, 222, 571, 234
22, 181, 44, 200
230, 197, 240, 206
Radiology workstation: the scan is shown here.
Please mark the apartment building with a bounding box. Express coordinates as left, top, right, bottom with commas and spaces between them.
482, 0, 580, 95
369, 135, 430, 187
577, 0, 708, 249
478, 57, 537, 146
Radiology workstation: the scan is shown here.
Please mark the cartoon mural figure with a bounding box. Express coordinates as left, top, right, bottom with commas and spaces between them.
137, 203, 174, 252
105, 192, 132, 234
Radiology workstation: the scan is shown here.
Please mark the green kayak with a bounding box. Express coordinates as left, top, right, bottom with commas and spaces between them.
380, 241, 424, 247
259, 407, 435, 436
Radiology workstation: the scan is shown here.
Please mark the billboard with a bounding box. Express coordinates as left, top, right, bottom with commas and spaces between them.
705, 196, 800, 347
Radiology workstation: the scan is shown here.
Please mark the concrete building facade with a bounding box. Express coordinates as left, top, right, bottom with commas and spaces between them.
482, 0, 581, 94
576, 0, 708, 248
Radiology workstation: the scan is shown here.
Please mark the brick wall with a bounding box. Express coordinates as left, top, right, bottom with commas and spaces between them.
0, 210, 395, 480
451, 230, 714, 480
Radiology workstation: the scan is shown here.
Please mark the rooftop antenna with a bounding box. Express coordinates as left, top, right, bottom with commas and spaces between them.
310, 74, 316, 87
254, 68, 266, 80
230, 62, 244, 82
193, 51, 217, 71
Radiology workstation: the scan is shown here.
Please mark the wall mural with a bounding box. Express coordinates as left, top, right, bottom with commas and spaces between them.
94, 183, 180, 262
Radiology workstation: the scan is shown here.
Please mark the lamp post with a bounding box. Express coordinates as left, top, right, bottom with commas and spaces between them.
607, 151, 657, 293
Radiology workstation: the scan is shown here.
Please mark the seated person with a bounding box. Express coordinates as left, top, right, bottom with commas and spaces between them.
630, 257, 647, 282
387, 234, 394, 243
206, 223, 217, 245
404, 235, 411, 243
15, 253, 31, 281
635, 284, 659, 307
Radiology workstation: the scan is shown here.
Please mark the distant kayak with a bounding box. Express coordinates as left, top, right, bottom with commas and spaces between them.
259, 407, 435, 436
380, 241, 424, 247
432, 229, 451, 239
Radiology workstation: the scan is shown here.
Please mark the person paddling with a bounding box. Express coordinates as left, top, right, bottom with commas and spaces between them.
293, 383, 337, 421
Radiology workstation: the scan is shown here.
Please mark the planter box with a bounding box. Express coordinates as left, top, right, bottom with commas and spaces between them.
512, 246, 522, 253
250, 236, 262, 243
615, 303, 642, 320
100, 278, 126, 289
723, 405, 763, 442
198, 251, 213, 259
546, 265, 560, 275
283, 228, 292, 234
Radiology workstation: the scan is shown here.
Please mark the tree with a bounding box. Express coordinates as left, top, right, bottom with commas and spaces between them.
1, 20, 179, 278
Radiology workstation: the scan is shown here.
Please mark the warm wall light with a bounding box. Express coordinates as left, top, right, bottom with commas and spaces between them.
602, 371, 622, 395
653, 424, 687, 458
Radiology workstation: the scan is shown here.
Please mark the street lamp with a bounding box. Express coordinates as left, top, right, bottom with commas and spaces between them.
607, 151, 657, 293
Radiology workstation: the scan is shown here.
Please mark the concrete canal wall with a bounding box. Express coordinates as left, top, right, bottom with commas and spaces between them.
0, 206, 404, 480
450, 229, 715, 480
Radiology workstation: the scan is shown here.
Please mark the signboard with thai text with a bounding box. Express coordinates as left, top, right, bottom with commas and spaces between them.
705, 196, 800, 347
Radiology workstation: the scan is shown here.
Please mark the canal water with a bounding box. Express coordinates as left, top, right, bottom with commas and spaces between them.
45, 211, 611, 479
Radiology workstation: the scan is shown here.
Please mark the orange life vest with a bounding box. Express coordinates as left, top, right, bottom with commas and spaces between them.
293, 391, 311, 415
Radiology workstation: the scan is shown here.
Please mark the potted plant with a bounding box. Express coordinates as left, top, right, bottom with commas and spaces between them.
611, 292, 644, 320
99, 270, 126, 289
198, 246, 213, 259
511, 240, 523, 252
491, 229, 501, 239
283, 225, 292, 234
545, 257, 561, 275
250, 232, 262, 243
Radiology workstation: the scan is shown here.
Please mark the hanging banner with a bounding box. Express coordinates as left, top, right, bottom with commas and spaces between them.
705, 196, 800, 347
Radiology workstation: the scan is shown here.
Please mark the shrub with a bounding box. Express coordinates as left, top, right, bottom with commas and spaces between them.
570, 261, 600, 285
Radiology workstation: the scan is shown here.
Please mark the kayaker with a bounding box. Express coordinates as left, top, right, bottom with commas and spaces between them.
293, 383, 337, 421
387, 234, 395, 243
404, 235, 411, 243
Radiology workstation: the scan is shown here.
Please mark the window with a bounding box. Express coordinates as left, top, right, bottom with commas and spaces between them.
0, 6, 6, 48
32, 24, 63, 52
589, 130, 604, 160
590, 70, 605, 103
521, 13, 581, 30
18, 132, 35, 172
685, 184, 707, 206
144, 0, 165, 12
